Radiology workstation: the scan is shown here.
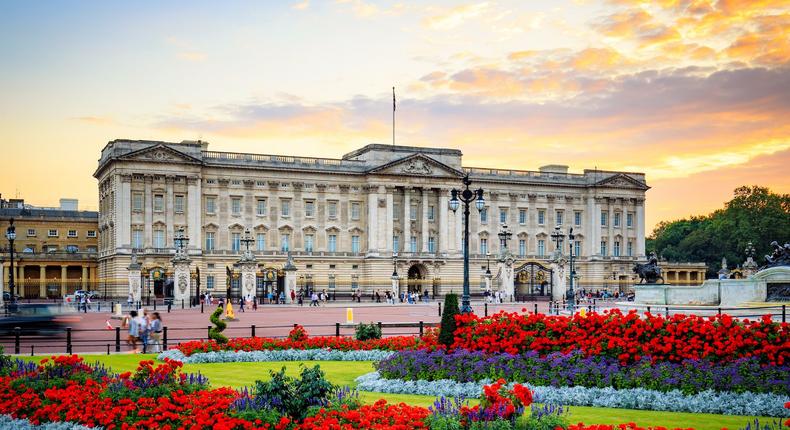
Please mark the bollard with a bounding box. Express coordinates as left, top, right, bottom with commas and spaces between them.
484, 303, 488, 317
14, 327, 21, 354
83, 304, 87, 314
201, 302, 204, 313
717, 307, 722, 316
377, 321, 382, 335
167, 303, 171, 313
66, 327, 72, 354
30, 345, 34, 356
115, 327, 121, 352
419, 321, 424, 337
294, 323, 298, 330
438, 302, 442, 317
98, 302, 101, 312
207, 326, 212, 340
783, 305, 786, 323
163, 327, 168, 351
646, 306, 651, 315
534, 303, 538, 315
107, 344, 110, 355
182, 299, 184, 310
335, 322, 340, 337
665, 306, 669, 318
154, 300, 157, 311
251, 325, 256, 338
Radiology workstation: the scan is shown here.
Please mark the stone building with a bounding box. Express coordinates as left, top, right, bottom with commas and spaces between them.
0, 201, 99, 298
94, 139, 650, 300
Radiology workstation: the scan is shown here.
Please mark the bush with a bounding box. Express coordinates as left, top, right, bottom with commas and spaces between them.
0, 345, 13, 376
208, 306, 227, 344
439, 293, 460, 348
355, 322, 382, 341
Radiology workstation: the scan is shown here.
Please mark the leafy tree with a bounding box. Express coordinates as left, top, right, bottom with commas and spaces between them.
439, 293, 460, 348
650, 186, 790, 277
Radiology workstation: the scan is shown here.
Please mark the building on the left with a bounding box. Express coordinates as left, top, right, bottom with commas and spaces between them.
0, 196, 99, 298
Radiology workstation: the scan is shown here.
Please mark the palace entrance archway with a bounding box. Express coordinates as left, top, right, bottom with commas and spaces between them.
407, 264, 428, 293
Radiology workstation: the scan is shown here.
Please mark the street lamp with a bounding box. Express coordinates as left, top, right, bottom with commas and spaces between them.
550, 226, 563, 255
498, 223, 512, 253
392, 252, 398, 277
449, 174, 485, 314
6, 219, 16, 303
566, 228, 576, 313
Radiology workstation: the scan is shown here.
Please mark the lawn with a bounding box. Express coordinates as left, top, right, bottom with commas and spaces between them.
22, 354, 782, 430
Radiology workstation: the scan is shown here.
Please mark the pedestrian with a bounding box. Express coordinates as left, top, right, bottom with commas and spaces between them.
251, 294, 258, 311
239, 295, 245, 312
279, 290, 285, 304
423, 290, 429, 303
290, 289, 295, 303
148, 312, 163, 353
125, 310, 140, 353
322, 289, 328, 303
79, 293, 87, 312
137, 311, 149, 353
310, 291, 319, 307
127, 293, 134, 308
297, 291, 304, 306
375, 290, 381, 303
267, 291, 273, 304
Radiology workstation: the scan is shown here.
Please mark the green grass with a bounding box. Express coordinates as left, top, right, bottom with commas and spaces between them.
22, 355, 781, 430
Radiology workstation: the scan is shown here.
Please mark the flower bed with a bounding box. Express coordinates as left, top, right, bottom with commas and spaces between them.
376, 349, 790, 395
452, 310, 789, 365
160, 348, 394, 363
354, 371, 790, 417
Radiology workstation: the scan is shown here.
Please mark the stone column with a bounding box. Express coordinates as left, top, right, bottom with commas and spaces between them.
385, 187, 394, 253
0, 264, 4, 306
166, 176, 175, 246
403, 188, 411, 251
60, 265, 68, 297
81, 266, 88, 289
187, 176, 202, 250
144, 175, 153, 248
128, 258, 142, 302
439, 189, 449, 254
39, 265, 46, 298
171, 260, 191, 304
119, 174, 132, 249
367, 186, 379, 256
636, 199, 646, 257
607, 203, 614, 256
283, 254, 297, 304
421, 188, 429, 253
18, 265, 25, 298
455, 202, 462, 255
239, 262, 256, 299
586, 197, 596, 257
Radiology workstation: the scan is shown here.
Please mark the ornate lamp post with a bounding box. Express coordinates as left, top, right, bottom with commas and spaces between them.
392, 252, 398, 277
449, 174, 485, 314
391, 252, 399, 299
550, 226, 563, 256
498, 223, 512, 254
6, 219, 16, 303
566, 228, 576, 312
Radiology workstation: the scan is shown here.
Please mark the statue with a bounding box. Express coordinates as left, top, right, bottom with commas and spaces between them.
633, 252, 664, 284
762, 241, 790, 269
717, 257, 730, 279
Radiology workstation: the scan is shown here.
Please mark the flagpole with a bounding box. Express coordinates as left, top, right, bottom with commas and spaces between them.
392, 86, 395, 146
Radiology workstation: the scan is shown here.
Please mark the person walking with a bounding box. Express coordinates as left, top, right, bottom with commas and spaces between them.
290, 289, 295, 303
375, 290, 381, 303
310, 291, 319, 307
279, 290, 285, 304
239, 295, 246, 312
137, 311, 149, 353
125, 310, 140, 353
148, 312, 163, 353
127, 293, 134, 309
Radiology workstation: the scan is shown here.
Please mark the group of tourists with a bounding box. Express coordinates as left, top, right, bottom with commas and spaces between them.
122, 310, 163, 353
484, 289, 506, 303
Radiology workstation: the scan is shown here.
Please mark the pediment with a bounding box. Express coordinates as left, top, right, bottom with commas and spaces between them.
594, 174, 649, 190
367, 153, 464, 178
119, 144, 202, 165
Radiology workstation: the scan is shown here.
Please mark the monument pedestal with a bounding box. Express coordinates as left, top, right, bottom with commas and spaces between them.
240, 262, 257, 299
128, 255, 142, 303
391, 276, 399, 298
283, 252, 297, 303
497, 254, 515, 301
551, 254, 567, 302
172, 260, 191, 305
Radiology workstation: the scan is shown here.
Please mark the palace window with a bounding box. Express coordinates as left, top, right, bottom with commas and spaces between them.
27, 228, 36, 237
304, 201, 314, 218
328, 234, 337, 252
256, 199, 267, 216
153, 230, 165, 248
132, 193, 143, 212
351, 235, 360, 253
627, 240, 633, 257
614, 212, 621, 227
480, 238, 488, 255
153, 194, 164, 212
328, 275, 336, 290
538, 210, 545, 225
87, 230, 96, 238
205, 232, 215, 251
351, 202, 360, 220
206, 276, 214, 290
601, 212, 608, 226
328, 201, 337, 219
48, 229, 59, 237
574, 240, 581, 257
518, 239, 526, 257
410, 203, 417, 221
556, 210, 564, 226
256, 233, 265, 251
614, 240, 621, 257
428, 236, 436, 253
205, 197, 216, 214
393, 203, 399, 220
627, 213, 634, 228
537, 239, 545, 257
66, 245, 79, 253
600, 240, 607, 256
281, 234, 290, 252
428, 205, 435, 221
574, 211, 582, 226
410, 236, 417, 253
231, 198, 241, 215
68, 230, 77, 238
519, 209, 527, 225
480, 208, 488, 223
392, 236, 399, 252
133, 230, 144, 249
305, 234, 314, 252
174, 195, 184, 213
231, 233, 241, 252
499, 209, 507, 223
281, 200, 290, 217
351, 275, 359, 290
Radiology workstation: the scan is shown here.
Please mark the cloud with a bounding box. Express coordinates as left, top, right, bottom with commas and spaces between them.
176, 51, 207, 62
593, 8, 680, 47
424, 2, 490, 30
71, 116, 115, 125
292, 0, 309, 10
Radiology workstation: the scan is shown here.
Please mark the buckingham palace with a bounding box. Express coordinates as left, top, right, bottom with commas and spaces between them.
94, 139, 649, 301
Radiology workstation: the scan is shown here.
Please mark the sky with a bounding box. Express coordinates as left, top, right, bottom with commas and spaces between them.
0, 0, 788, 233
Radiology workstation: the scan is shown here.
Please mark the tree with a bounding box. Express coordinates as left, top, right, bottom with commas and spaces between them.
438, 293, 460, 348
650, 186, 790, 278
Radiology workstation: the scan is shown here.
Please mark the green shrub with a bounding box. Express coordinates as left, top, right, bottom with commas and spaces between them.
439, 293, 460, 348
355, 322, 382, 341
0, 345, 12, 376
248, 364, 336, 421
425, 415, 464, 430
519, 413, 569, 430
209, 306, 228, 344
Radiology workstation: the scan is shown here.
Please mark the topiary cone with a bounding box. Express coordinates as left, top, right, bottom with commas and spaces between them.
438, 293, 459, 348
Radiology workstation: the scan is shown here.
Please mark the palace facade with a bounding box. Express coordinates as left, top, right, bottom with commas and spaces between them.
94, 139, 651, 299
